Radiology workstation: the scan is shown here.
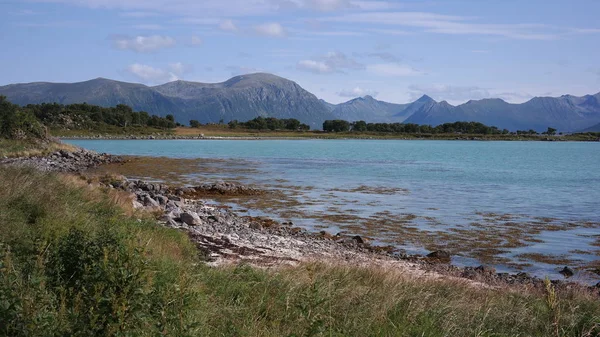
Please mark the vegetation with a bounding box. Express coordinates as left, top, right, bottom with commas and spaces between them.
324, 120, 512, 135
1, 166, 600, 336
1, 96, 598, 141
0, 96, 177, 139
0, 96, 47, 140
228, 116, 310, 131
323, 119, 351, 132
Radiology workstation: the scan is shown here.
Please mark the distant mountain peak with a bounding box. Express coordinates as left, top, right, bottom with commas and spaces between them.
416, 94, 435, 103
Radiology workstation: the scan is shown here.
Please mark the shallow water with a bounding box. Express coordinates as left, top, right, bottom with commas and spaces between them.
67, 139, 600, 282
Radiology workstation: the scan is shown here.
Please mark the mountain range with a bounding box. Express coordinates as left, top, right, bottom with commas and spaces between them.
1, 73, 599, 132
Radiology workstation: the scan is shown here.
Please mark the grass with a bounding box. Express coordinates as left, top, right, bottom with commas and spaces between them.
0, 138, 78, 158
44, 122, 600, 141
1, 166, 600, 336
177, 126, 600, 141
50, 125, 173, 137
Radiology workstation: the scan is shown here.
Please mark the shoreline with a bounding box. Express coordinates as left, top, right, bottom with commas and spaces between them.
3, 144, 599, 292
56, 133, 600, 142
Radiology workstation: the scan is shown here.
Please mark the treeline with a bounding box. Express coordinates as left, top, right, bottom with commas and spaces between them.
323, 120, 558, 135
0, 96, 177, 139
226, 117, 310, 131
22, 102, 177, 129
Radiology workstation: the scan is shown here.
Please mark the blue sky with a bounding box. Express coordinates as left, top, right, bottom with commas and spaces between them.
1, 0, 599, 104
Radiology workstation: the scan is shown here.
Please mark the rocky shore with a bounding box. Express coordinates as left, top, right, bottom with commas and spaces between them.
0, 148, 121, 172
103, 176, 599, 292
2, 146, 598, 293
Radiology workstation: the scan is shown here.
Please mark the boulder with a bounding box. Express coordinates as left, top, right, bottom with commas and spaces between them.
180, 212, 202, 226
475, 265, 496, 274
559, 266, 574, 278
143, 196, 160, 208
351, 235, 365, 244
156, 195, 169, 205
426, 250, 451, 260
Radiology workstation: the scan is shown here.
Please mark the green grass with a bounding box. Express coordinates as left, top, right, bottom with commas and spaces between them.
1, 166, 599, 336
52, 125, 599, 141
50, 125, 173, 137
0, 139, 78, 158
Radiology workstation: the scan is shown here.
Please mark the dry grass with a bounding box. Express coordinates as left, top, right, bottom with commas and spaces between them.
0, 138, 78, 158
1, 166, 600, 336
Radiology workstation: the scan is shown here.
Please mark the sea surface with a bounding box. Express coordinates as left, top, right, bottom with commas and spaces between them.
66, 139, 600, 282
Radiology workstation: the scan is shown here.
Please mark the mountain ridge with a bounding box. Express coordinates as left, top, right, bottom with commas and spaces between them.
1, 73, 599, 132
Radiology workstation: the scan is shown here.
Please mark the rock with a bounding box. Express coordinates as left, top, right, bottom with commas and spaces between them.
180, 212, 202, 226
426, 250, 451, 260
249, 222, 263, 230
156, 195, 169, 205
143, 196, 160, 208
475, 265, 496, 274
559, 266, 575, 278
319, 231, 334, 240
132, 200, 144, 209
190, 181, 264, 196
351, 235, 365, 244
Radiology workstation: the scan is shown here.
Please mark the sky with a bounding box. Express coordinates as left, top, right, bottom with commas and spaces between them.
1, 0, 600, 105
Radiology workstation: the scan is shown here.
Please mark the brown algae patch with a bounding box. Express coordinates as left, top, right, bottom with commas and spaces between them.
90, 155, 260, 186
331, 185, 410, 195
93, 155, 600, 273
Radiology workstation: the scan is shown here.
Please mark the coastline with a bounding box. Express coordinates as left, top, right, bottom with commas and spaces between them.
3, 143, 599, 292
54, 130, 600, 142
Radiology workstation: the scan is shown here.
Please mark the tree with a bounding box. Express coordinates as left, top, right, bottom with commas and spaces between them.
323, 120, 350, 132
351, 121, 367, 132
189, 120, 201, 128
165, 114, 175, 122
545, 127, 557, 136
228, 120, 239, 129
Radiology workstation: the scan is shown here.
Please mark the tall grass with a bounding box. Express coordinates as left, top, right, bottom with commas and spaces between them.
1, 167, 599, 336
0, 139, 77, 158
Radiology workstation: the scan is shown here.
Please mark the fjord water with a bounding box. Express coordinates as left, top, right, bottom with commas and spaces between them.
68, 139, 600, 280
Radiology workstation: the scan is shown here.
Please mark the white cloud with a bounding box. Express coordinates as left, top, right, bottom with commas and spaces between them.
338, 86, 379, 97
368, 52, 402, 63
297, 51, 364, 74
366, 28, 412, 36
132, 24, 162, 30
219, 19, 238, 32
320, 11, 579, 40
305, 0, 353, 11
226, 65, 262, 76
126, 63, 179, 83
495, 92, 534, 103
125, 62, 192, 83
254, 22, 287, 37
119, 11, 158, 18
168, 62, 193, 74
9, 9, 40, 15
367, 63, 420, 77
297, 60, 333, 73
112, 35, 176, 52
408, 84, 491, 102
190, 36, 203, 45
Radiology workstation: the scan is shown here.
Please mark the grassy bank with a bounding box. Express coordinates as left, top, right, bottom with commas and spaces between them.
1, 167, 600, 336
176, 126, 600, 141
0, 139, 77, 158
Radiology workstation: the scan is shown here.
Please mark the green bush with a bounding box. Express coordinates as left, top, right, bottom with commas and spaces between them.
0, 96, 46, 140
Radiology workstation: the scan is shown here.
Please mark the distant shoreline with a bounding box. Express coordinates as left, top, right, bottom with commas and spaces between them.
57, 134, 600, 142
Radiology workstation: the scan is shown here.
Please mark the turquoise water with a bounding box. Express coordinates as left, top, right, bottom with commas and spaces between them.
67, 139, 600, 281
